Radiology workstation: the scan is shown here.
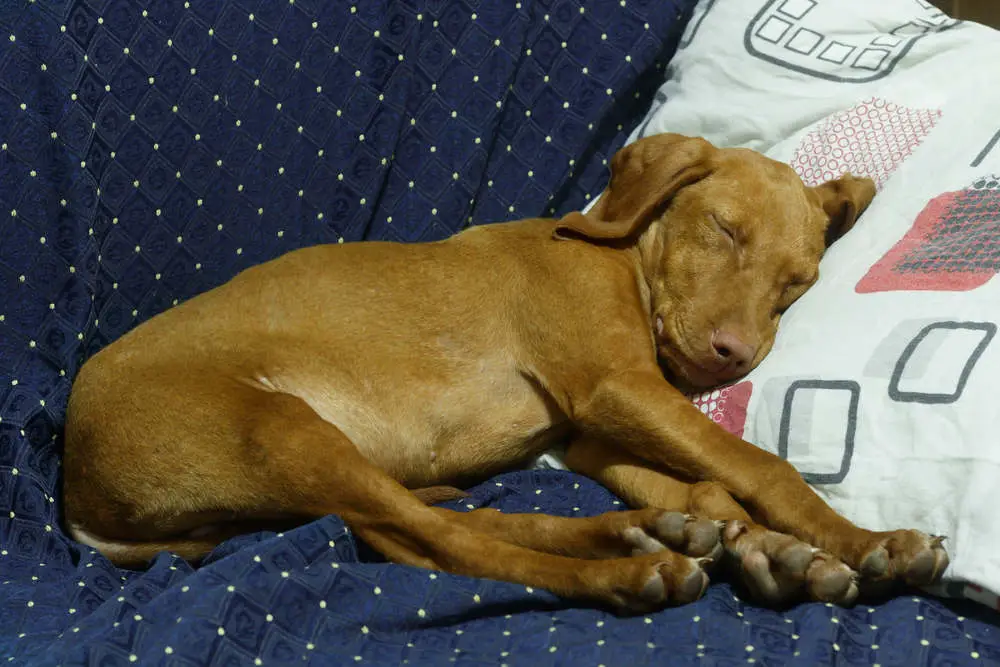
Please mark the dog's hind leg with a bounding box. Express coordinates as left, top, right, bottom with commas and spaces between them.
434, 506, 722, 561
237, 392, 710, 613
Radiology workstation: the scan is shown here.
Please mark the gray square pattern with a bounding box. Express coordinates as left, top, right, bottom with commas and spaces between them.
778, 0, 818, 19
777, 380, 859, 484
889, 322, 997, 404
745, 0, 958, 82
779, 320, 996, 485
787, 28, 823, 55
818, 41, 855, 64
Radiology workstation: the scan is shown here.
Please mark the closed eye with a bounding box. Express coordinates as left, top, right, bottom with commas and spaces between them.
710, 214, 736, 244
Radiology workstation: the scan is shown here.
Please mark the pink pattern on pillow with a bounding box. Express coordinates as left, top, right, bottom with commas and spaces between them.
689, 381, 753, 439
857, 176, 1000, 293
789, 97, 941, 188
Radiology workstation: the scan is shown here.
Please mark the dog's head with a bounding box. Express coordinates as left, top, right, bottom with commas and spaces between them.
555, 133, 875, 391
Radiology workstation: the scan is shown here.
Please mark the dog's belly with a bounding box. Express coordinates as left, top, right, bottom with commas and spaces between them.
396, 407, 569, 489
279, 359, 567, 489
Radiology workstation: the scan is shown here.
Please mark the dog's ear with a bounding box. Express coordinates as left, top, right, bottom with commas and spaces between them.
554, 133, 714, 242
811, 174, 876, 247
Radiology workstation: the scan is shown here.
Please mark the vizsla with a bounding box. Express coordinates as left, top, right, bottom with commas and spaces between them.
62, 133, 948, 612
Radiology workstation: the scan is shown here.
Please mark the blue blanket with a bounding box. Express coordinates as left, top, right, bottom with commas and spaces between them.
1, 0, 998, 664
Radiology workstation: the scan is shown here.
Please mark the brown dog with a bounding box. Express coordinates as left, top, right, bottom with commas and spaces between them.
62, 133, 947, 613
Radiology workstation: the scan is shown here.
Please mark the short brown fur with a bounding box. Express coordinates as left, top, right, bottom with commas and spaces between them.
62, 134, 946, 612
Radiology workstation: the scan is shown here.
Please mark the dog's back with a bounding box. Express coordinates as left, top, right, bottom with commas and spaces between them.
63, 218, 630, 544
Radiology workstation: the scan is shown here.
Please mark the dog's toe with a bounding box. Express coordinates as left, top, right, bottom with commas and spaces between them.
605, 553, 711, 613
805, 552, 859, 605
686, 519, 726, 560
646, 511, 723, 559
905, 536, 949, 586
654, 511, 688, 543
637, 566, 668, 606
623, 525, 668, 555
858, 530, 949, 593
675, 560, 711, 604
724, 521, 858, 606
860, 544, 890, 579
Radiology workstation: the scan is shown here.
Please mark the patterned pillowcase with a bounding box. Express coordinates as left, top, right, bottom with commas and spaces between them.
627, 0, 1000, 609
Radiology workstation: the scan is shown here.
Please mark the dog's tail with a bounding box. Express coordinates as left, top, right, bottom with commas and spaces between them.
69, 488, 469, 567
68, 521, 227, 569
411, 485, 469, 505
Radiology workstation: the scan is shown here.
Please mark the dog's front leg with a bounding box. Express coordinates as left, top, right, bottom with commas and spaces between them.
565, 437, 865, 604
572, 369, 949, 597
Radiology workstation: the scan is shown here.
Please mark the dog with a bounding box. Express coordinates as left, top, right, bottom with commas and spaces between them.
62, 133, 948, 612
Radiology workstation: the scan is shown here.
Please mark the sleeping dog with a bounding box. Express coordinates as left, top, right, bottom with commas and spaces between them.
63, 133, 947, 611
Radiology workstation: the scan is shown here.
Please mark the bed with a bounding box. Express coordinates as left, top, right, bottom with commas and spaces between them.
1, 0, 998, 664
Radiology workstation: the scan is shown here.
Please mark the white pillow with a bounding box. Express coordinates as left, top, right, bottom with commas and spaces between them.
544, 0, 1000, 609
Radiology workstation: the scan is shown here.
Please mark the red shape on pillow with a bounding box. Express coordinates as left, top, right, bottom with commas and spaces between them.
857, 176, 1000, 293
689, 381, 753, 439
789, 97, 942, 189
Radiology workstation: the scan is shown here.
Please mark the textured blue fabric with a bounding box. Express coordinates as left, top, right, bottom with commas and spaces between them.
1, 0, 998, 664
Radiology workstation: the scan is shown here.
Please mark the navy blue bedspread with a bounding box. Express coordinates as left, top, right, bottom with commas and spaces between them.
1, 0, 998, 664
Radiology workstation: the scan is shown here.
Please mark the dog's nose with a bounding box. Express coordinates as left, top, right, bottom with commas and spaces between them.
710, 330, 757, 374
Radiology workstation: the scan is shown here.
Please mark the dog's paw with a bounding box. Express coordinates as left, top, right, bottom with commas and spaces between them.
724, 521, 859, 606
597, 552, 712, 613
622, 510, 723, 561
857, 530, 949, 595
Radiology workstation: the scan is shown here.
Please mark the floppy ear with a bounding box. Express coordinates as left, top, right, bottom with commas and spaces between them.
554, 133, 714, 242
812, 173, 876, 247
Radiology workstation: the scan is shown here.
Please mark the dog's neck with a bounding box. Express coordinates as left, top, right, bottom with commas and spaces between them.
631, 224, 664, 328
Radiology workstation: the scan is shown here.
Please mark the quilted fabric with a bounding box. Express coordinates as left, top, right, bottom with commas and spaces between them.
1, 0, 998, 664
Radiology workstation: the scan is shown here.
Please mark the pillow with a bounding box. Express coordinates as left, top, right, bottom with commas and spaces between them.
541, 0, 1000, 609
